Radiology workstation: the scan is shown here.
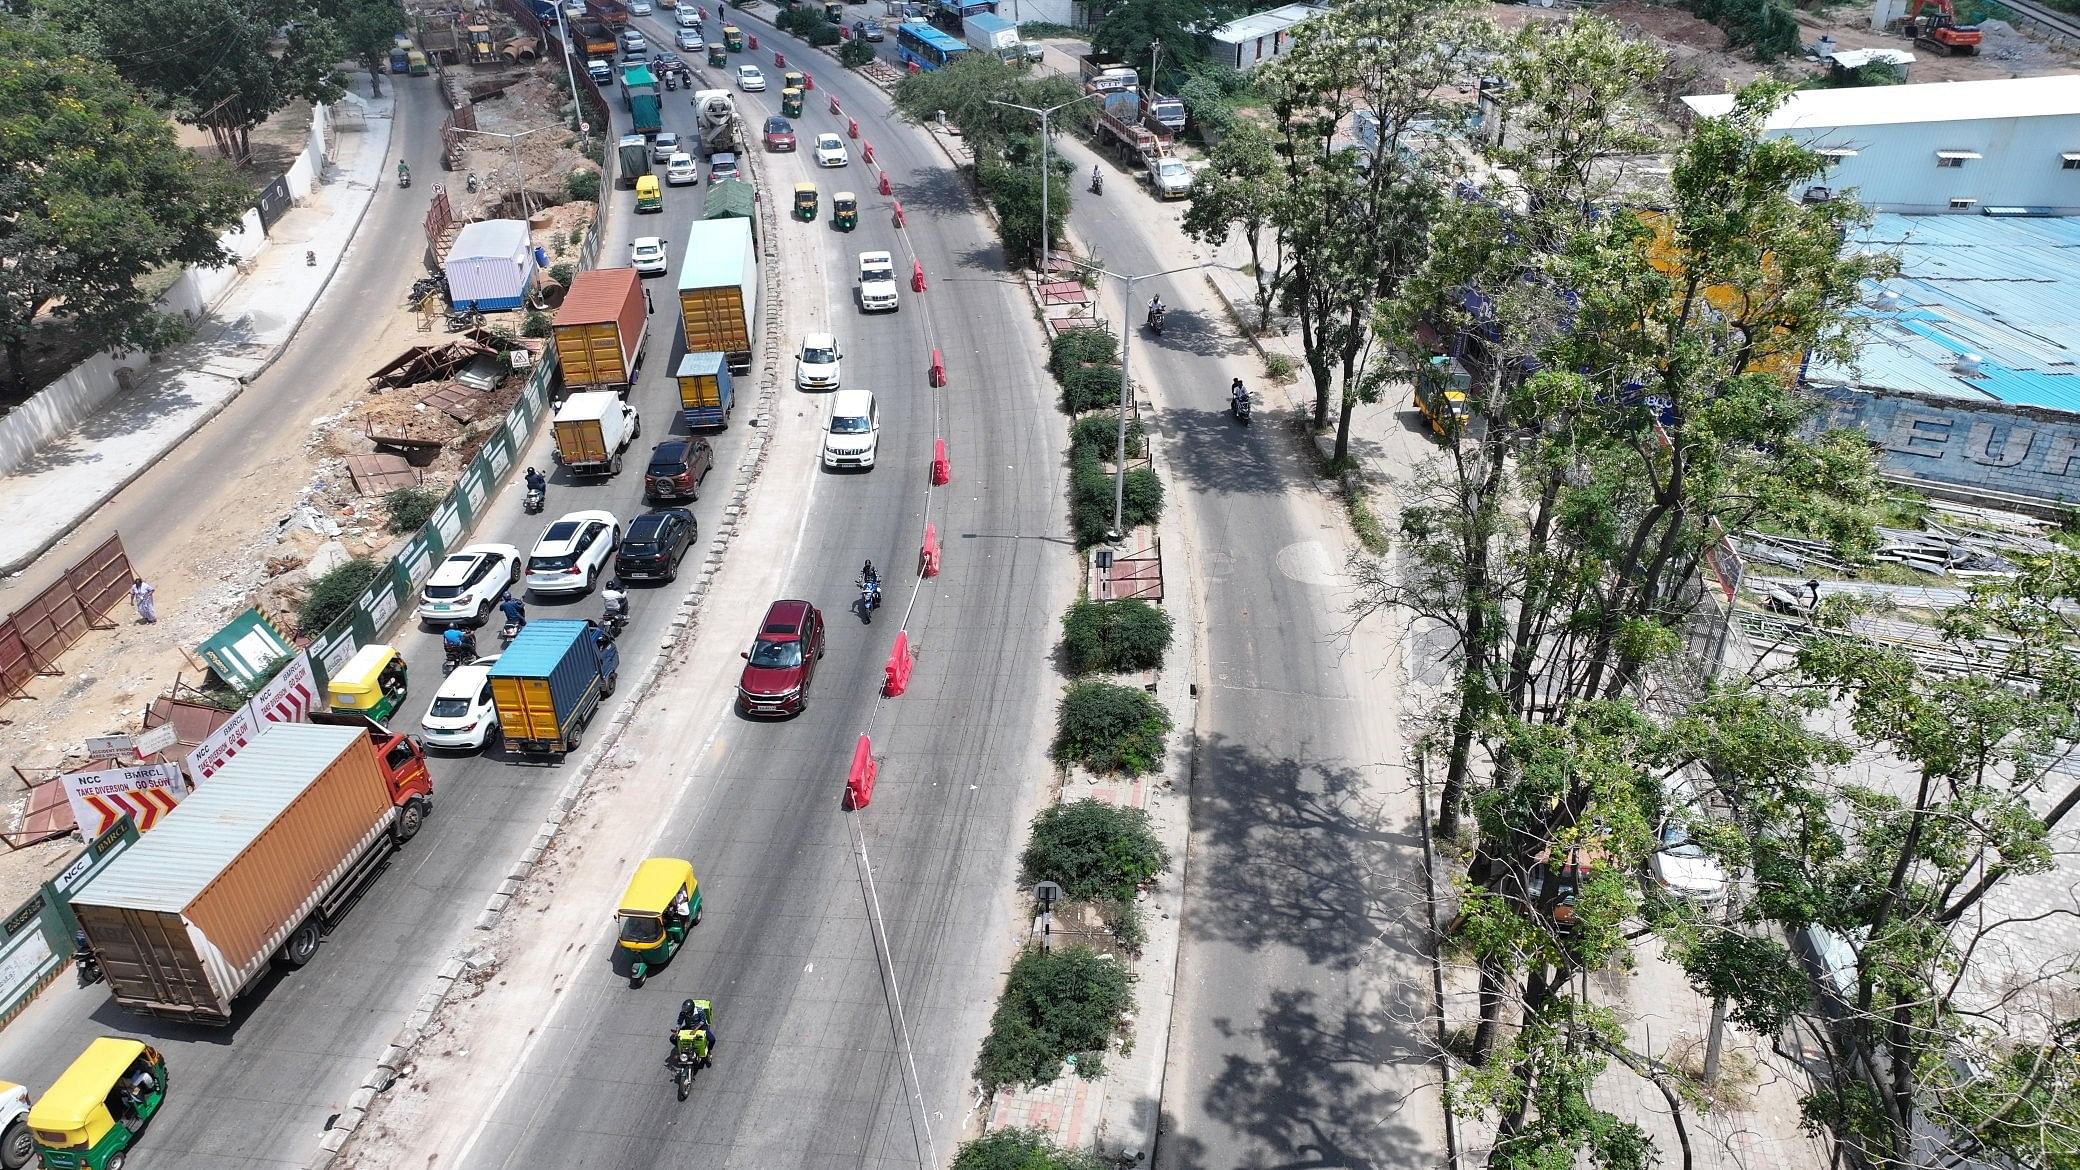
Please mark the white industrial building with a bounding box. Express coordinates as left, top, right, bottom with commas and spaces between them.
1682, 75, 2080, 214
1204, 3, 1326, 72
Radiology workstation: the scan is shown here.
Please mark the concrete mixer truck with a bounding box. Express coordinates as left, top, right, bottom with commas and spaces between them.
692, 89, 740, 158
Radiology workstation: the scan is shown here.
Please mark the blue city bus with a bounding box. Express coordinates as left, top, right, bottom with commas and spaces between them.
895, 20, 969, 70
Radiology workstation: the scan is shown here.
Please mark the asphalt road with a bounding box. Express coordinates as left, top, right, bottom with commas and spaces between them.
1046, 133, 1433, 1167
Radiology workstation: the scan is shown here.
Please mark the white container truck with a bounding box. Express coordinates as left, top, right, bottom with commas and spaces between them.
552, 390, 642, 477
961, 13, 1021, 59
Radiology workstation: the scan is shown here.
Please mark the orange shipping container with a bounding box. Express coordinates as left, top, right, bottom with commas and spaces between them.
70, 723, 401, 1023
553, 268, 649, 391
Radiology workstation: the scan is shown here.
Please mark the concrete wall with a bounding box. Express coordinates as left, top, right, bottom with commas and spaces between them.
1785, 113, 2080, 213
0, 106, 333, 478
1820, 387, 2080, 504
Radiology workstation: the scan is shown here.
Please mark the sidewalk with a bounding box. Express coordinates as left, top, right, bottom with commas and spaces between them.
0, 80, 395, 574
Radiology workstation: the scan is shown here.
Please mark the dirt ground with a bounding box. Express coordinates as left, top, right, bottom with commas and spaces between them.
446, 74, 606, 222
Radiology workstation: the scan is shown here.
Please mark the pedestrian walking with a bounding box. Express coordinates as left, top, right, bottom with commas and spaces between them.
129, 577, 158, 624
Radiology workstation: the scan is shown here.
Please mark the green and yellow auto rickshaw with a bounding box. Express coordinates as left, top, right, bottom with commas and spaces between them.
780, 86, 804, 117
27, 1039, 167, 1170
327, 643, 408, 722
616, 857, 701, 986
832, 190, 857, 231
782, 70, 805, 92
823, 1, 841, 21
722, 24, 743, 51
792, 181, 818, 222
707, 41, 727, 67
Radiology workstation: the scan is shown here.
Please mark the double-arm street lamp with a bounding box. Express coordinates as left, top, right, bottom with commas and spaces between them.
1082, 263, 1204, 542
988, 93, 1100, 279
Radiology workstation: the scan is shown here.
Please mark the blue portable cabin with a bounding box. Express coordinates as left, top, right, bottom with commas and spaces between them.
487, 618, 621, 755
673, 352, 736, 430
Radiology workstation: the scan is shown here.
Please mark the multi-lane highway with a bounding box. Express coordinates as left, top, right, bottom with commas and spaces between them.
0, 24, 1067, 1170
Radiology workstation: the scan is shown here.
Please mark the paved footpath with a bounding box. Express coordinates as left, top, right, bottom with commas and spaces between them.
0, 79, 395, 575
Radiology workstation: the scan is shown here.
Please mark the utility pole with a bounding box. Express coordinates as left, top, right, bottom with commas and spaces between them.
989, 93, 1099, 276
452, 123, 562, 217
553, 4, 588, 140
1079, 263, 1203, 541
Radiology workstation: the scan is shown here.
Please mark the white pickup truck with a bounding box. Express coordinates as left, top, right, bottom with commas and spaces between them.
857, 251, 900, 313
2, 1080, 34, 1169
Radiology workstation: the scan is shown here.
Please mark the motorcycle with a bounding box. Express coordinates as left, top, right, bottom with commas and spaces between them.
602, 600, 630, 639
1231, 390, 1252, 425
523, 484, 546, 514
1090, 170, 1103, 195
465, 172, 480, 193
398, 165, 412, 189
1145, 305, 1166, 337
442, 635, 479, 675
74, 931, 103, 986
500, 618, 524, 645
670, 1049, 699, 1100
665, 70, 678, 90
858, 577, 881, 619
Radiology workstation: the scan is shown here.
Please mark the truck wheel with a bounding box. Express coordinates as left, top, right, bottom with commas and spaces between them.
277, 920, 322, 969
395, 799, 428, 843
610, 452, 624, 475
603, 671, 619, 697
3, 1118, 35, 1170
632, 414, 643, 439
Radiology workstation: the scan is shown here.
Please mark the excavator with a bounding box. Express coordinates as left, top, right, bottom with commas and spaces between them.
1903, 0, 1982, 55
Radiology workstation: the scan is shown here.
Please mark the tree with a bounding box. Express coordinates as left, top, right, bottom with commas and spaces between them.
51, 0, 348, 161
1180, 120, 1286, 330
1090, 0, 1236, 80
892, 55, 1081, 265
318, 0, 406, 98
0, 17, 251, 393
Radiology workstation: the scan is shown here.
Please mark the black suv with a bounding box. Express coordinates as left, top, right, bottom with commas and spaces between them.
644, 437, 714, 503
614, 508, 698, 582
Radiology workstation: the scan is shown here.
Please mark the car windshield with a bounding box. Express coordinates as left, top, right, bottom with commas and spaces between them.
768, 118, 790, 132
803, 345, 837, 364
530, 554, 575, 572
619, 913, 665, 943
429, 696, 474, 717
648, 451, 687, 474
621, 542, 660, 557
1660, 827, 1706, 859
830, 414, 871, 434
820, 137, 841, 149
749, 639, 803, 668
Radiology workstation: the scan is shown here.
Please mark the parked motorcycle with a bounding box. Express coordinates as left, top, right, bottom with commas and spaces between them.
465, 172, 480, 193
73, 931, 102, 987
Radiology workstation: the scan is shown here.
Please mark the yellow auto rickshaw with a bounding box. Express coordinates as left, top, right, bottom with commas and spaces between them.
635, 173, 664, 213
327, 643, 408, 722
782, 70, 805, 92
832, 190, 857, 231
823, 1, 841, 21
792, 181, 818, 221
780, 86, 804, 117
707, 42, 727, 67
723, 24, 743, 51
615, 857, 701, 986
27, 1039, 167, 1170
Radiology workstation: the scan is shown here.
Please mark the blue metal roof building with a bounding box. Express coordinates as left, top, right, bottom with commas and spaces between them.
1809, 214, 2080, 414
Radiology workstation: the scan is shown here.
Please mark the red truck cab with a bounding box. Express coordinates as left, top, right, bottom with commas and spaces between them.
309, 710, 433, 830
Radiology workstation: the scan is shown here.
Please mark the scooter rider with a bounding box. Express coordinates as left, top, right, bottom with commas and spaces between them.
442, 626, 478, 658
1146, 296, 1166, 329
500, 594, 527, 630
398, 160, 411, 185
859, 559, 881, 609
602, 578, 630, 624
525, 465, 546, 497
1091, 164, 1103, 193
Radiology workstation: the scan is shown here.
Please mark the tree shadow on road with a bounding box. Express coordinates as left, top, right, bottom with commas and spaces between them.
1157, 405, 1303, 498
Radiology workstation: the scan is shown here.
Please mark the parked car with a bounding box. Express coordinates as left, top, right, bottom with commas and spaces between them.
813, 133, 849, 167
708, 152, 741, 183
615, 508, 698, 582
631, 236, 668, 275
795, 332, 841, 390
851, 19, 883, 40
643, 436, 715, 503
420, 660, 501, 750
416, 543, 522, 625
763, 116, 797, 151
650, 131, 681, 163
736, 599, 825, 716
676, 27, 704, 50
821, 389, 878, 470
525, 510, 622, 595
1648, 821, 1729, 903
665, 152, 699, 186
736, 64, 766, 91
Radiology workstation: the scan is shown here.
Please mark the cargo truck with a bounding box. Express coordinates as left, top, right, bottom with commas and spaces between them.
588, 0, 631, 25
1078, 53, 1137, 94
490, 619, 621, 756
577, 17, 618, 57
702, 178, 757, 244
553, 269, 649, 392
552, 390, 642, 476
692, 90, 740, 157
616, 133, 651, 187
961, 12, 1021, 58
678, 218, 757, 374
621, 64, 662, 135
69, 717, 432, 1023
674, 352, 736, 430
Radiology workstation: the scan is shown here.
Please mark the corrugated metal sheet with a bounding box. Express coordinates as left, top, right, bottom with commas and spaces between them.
1684, 75, 2080, 129
1815, 214, 2080, 411
73, 724, 361, 912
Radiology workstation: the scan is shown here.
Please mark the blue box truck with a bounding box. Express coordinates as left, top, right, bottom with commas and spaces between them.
488, 619, 621, 755
672, 352, 735, 430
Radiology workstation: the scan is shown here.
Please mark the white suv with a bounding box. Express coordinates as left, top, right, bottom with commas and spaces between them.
821, 390, 879, 470
524, 510, 622, 595
420, 659, 500, 750
416, 543, 522, 626
857, 251, 899, 313
796, 333, 842, 390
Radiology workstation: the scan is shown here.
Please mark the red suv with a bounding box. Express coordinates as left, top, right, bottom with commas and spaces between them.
737, 599, 825, 716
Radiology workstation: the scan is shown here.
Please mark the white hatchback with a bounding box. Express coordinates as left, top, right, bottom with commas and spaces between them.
416, 543, 522, 626
676, 5, 700, 24
796, 333, 842, 390
524, 510, 622, 595
420, 660, 501, 750
813, 133, 849, 167
736, 64, 766, 91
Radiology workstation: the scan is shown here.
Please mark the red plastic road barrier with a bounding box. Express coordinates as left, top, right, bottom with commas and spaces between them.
907, 60, 920, 74
928, 347, 946, 387
839, 23, 850, 37
802, 72, 815, 90
892, 199, 906, 228
920, 523, 941, 578
932, 437, 950, 485
861, 142, 875, 164
830, 95, 843, 114
883, 631, 913, 697
775, 50, 786, 66
911, 260, 926, 292
877, 170, 891, 196
748, 33, 759, 49
847, 117, 860, 140
845, 735, 877, 809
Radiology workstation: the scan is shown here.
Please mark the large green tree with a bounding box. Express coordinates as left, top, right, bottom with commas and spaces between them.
50, 0, 347, 161
0, 16, 250, 393
319, 0, 406, 98
1181, 119, 1286, 329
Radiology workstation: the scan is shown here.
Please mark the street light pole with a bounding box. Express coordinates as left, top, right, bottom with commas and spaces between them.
553, 5, 587, 139
1082, 262, 1202, 542
452, 124, 561, 217
989, 93, 1098, 277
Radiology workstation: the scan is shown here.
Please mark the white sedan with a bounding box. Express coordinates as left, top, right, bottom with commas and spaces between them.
736, 64, 766, 91
796, 332, 842, 390
420, 660, 501, 750
813, 133, 849, 167
524, 510, 621, 595
675, 28, 704, 51
665, 153, 699, 187
631, 236, 668, 275
416, 543, 521, 626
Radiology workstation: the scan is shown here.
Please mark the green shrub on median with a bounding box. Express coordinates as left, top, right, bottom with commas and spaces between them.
1061, 598, 1172, 674
1021, 799, 1169, 902
975, 944, 1133, 1093
839, 37, 876, 67
1053, 681, 1170, 775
